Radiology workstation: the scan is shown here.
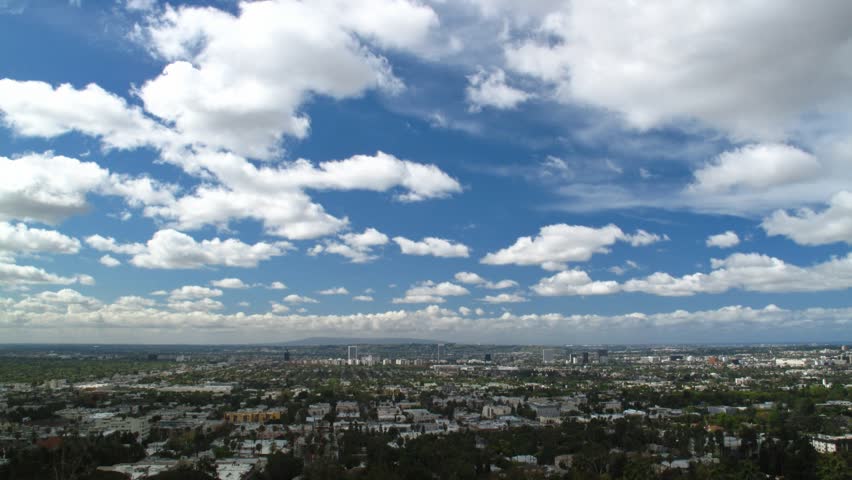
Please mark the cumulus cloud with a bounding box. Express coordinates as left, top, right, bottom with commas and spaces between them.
85, 234, 146, 255
310, 227, 389, 263
466, 67, 530, 112
706, 231, 740, 248
0, 80, 173, 150
145, 151, 460, 240
99, 255, 121, 267
532, 270, 620, 296
0, 153, 108, 224
394, 236, 470, 258
136, 0, 438, 159
454, 271, 517, 289
2, 289, 848, 342
0, 222, 80, 256
318, 287, 349, 295
268, 281, 288, 290
502, 2, 852, 140
352, 295, 374, 302
480, 292, 527, 303
393, 280, 470, 304
211, 278, 249, 289
283, 294, 318, 304
168, 285, 222, 301
624, 252, 852, 296
482, 224, 663, 270
130, 229, 292, 269
762, 191, 852, 245
689, 144, 821, 195
0, 262, 93, 288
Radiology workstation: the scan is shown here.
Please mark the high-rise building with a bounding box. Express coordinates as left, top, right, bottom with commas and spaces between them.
283, 350, 291, 362
597, 349, 609, 364
581, 352, 589, 364
484, 353, 492, 362
542, 349, 556, 363
347, 345, 358, 365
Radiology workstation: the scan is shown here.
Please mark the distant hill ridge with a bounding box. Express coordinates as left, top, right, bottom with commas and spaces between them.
278, 337, 446, 346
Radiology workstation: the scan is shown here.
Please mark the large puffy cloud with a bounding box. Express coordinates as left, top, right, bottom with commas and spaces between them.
0, 222, 80, 256
689, 144, 821, 194
145, 151, 460, 239
394, 236, 470, 258
481, 224, 663, 270
168, 285, 222, 301
0, 153, 109, 224
211, 278, 249, 289
137, 0, 438, 159
129, 229, 293, 269
0, 80, 173, 150
480, 292, 527, 303
762, 191, 852, 245
502, 1, 852, 140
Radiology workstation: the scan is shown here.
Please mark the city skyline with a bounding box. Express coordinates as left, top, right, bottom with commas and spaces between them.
1, 0, 851, 344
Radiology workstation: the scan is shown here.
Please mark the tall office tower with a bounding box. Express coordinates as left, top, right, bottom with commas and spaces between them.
597, 349, 609, 364
437, 343, 443, 360
582, 352, 589, 364
542, 349, 555, 363
283, 350, 291, 362
347, 345, 358, 365
484, 353, 492, 362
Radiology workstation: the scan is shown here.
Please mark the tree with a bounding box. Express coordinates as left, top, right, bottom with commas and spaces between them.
817, 453, 851, 480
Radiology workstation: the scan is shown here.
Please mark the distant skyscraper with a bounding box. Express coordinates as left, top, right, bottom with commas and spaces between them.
347, 345, 358, 365
597, 349, 608, 364
284, 350, 291, 362
437, 343, 444, 360
484, 353, 492, 362
542, 349, 555, 363
581, 352, 589, 364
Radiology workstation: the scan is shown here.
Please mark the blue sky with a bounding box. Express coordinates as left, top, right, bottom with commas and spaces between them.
0, 0, 850, 344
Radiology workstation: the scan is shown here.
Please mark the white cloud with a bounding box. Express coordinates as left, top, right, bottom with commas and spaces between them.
393, 280, 470, 304
0, 222, 80, 256
0, 80, 173, 150
532, 269, 620, 296
0, 262, 93, 288
318, 287, 349, 295
482, 224, 661, 270
353, 295, 374, 302
689, 144, 821, 195
145, 151, 460, 240
283, 294, 318, 304
268, 281, 288, 290
125, 0, 156, 12
466, 67, 530, 112
0, 153, 108, 224
130, 229, 292, 269
502, 2, 852, 141
168, 298, 224, 312
168, 285, 222, 301
706, 231, 740, 248
762, 191, 852, 245
136, 0, 437, 159
310, 227, 389, 263
394, 236, 470, 258
453, 272, 516, 289
480, 292, 527, 303
85, 234, 146, 255
3, 289, 848, 342
454, 271, 486, 284
624, 252, 852, 296
211, 278, 249, 289
99, 255, 121, 267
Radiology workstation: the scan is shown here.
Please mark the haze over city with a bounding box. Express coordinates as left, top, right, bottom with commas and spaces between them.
1, 0, 851, 344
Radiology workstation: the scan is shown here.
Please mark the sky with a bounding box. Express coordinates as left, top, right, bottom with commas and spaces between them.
0, 0, 850, 344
